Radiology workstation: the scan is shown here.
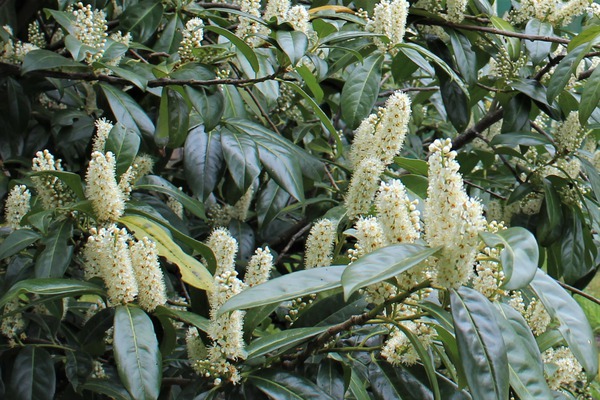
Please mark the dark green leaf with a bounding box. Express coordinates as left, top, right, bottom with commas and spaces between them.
524, 20, 553, 64
369, 361, 433, 400
243, 303, 279, 341
97, 63, 148, 91
547, 44, 590, 102
105, 124, 141, 178
493, 303, 553, 400
255, 140, 304, 201
480, 227, 539, 290
249, 370, 335, 400
317, 359, 346, 399
219, 266, 345, 314
155, 87, 190, 148
341, 55, 383, 129
185, 87, 224, 131
30, 171, 86, 200
530, 269, 599, 378
135, 175, 206, 219
342, 244, 441, 300
204, 25, 259, 72
220, 128, 261, 193
296, 64, 324, 103
119, 0, 163, 43
246, 326, 331, 359
440, 74, 470, 132
449, 30, 476, 85
184, 126, 223, 201
9, 347, 55, 400
537, 179, 563, 246
35, 219, 73, 278
489, 132, 552, 147
154, 305, 210, 333
153, 14, 183, 54
580, 64, 600, 124
113, 306, 161, 400
502, 94, 530, 133
65, 351, 93, 390
275, 31, 308, 66
21, 49, 87, 74
0, 229, 40, 259
256, 179, 291, 228
79, 308, 114, 355
80, 379, 132, 400
451, 287, 509, 400
0, 279, 104, 308
100, 83, 155, 136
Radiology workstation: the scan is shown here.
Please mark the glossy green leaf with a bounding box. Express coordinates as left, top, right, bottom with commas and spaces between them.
394, 157, 428, 176
9, 347, 55, 400
250, 370, 335, 400
255, 139, 304, 201
204, 25, 259, 73
580, 63, 600, 124
119, 0, 163, 43
547, 44, 590, 102
480, 227, 539, 290
114, 306, 161, 400
184, 125, 224, 201
567, 25, 600, 52
21, 49, 86, 74
185, 87, 224, 132
530, 270, 599, 378
153, 14, 183, 54
451, 287, 509, 400
493, 302, 553, 400
537, 179, 564, 246
0, 279, 104, 308
80, 380, 132, 400
65, 351, 93, 391
219, 265, 345, 314
490, 17, 520, 59
341, 55, 383, 129
154, 86, 190, 148
256, 179, 291, 227
220, 128, 261, 193
105, 123, 141, 178
296, 64, 324, 103
0, 229, 40, 260
35, 219, 73, 278
342, 244, 441, 300
317, 359, 346, 399
369, 361, 434, 400
490, 132, 552, 147
524, 20, 553, 64
100, 83, 155, 136
449, 30, 476, 85
246, 326, 331, 359
135, 175, 206, 219
243, 303, 279, 341
275, 30, 308, 66
154, 305, 210, 333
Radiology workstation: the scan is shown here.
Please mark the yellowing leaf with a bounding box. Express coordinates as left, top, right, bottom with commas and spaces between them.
309, 5, 355, 14
119, 215, 213, 291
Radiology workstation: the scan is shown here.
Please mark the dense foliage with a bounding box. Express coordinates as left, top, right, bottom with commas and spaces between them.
0, 0, 600, 399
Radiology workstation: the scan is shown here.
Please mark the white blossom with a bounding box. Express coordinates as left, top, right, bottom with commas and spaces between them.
4, 185, 31, 230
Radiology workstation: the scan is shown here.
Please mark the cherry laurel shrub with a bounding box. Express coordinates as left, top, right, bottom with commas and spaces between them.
0, 0, 599, 399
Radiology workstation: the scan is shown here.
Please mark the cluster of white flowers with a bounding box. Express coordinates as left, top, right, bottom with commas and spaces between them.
511, 0, 594, 26
72, 2, 108, 64
28, 21, 46, 48
509, 292, 551, 336
230, 187, 254, 222
472, 246, 505, 300
4, 185, 31, 230
542, 346, 585, 391
179, 18, 204, 62
1, 25, 38, 64
375, 180, 420, 244
85, 151, 126, 222
130, 237, 168, 312
105, 31, 131, 67
207, 227, 239, 275
31, 150, 75, 209
415, 0, 467, 23
491, 47, 527, 83
425, 139, 487, 289
167, 192, 185, 219
345, 157, 386, 219
92, 118, 114, 152
365, 0, 409, 52
244, 247, 273, 287
381, 321, 435, 366
0, 298, 26, 339
553, 111, 586, 154
235, 0, 263, 47
263, 0, 312, 35
304, 218, 337, 268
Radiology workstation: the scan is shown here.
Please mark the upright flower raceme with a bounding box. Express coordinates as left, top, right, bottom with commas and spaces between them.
130, 237, 167, 312
345, 157, 386, 219
85, 151, 125, 222
366, 0, 409, 51
207, 228, 239, 275
375, 180, 420, 244
424, 139, 486, 288
92, 118, 113, 152
72, 2, 108, 64
32, 150, 75, 209
304, 218, 337, 269
4, 185, 31, 230
554, 111, 586, 154
244, 247, 274, 287
179, 18, 204, 62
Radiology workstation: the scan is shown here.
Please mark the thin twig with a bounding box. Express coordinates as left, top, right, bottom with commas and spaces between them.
379, 87, 439, 97
464, 179, 508, 200
324, 164, 340, 192
557, 281, 600, 306
275, 223, 313, 265
452, 107, 504, 150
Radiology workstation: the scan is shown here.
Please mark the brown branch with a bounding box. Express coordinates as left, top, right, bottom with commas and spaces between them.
464, 179, 508, 200
194, 2, 241, 11
579, 66, 596, 80
275, 223, 313, 265
452, 107, 504, 150
557, 281, 600, 306
0, 62, 284, 88
417, 19, 570, 45
379, 86, 439, 97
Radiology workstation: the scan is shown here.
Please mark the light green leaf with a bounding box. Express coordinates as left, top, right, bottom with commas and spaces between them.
21, 49, 87, 74
204, 25, 259, 73
341, 244, 440, 300
0, 229, 41, 260
246, 326, 331, 359
0, 279, 104, 308
219, 265, 345, 314
524, 20, 553, 64
580, 64, 600, 125
275, 30, 308, 66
